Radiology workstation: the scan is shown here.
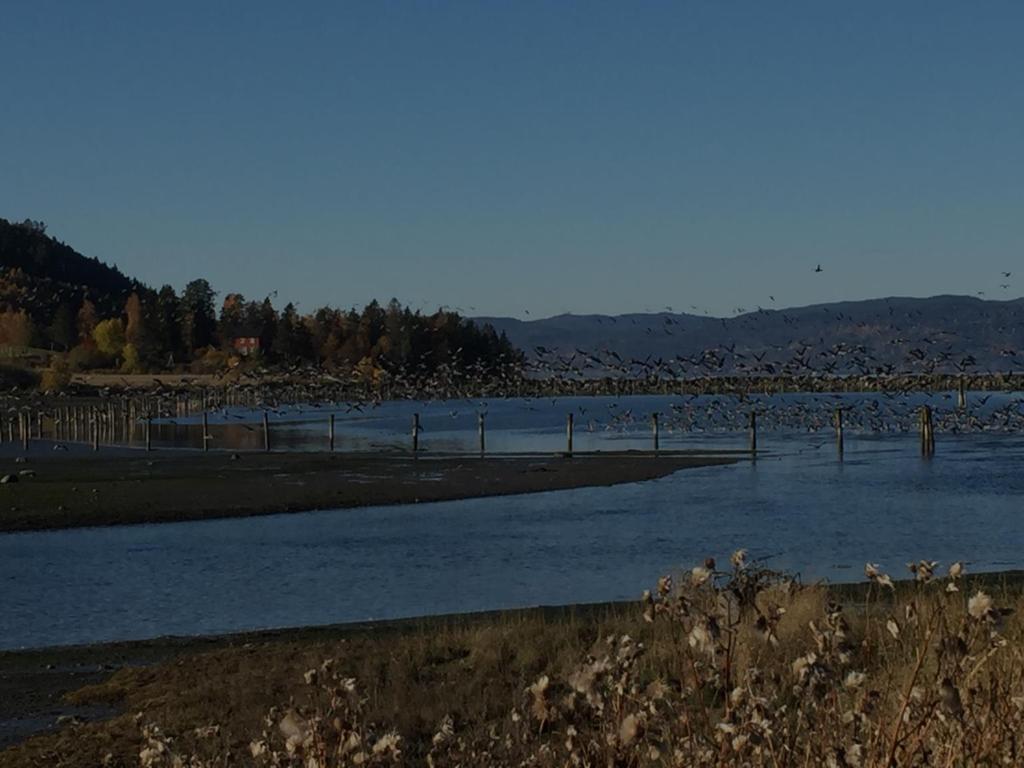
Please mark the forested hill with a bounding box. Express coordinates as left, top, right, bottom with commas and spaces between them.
0, 218, 520, 378
0, 218, 138, 321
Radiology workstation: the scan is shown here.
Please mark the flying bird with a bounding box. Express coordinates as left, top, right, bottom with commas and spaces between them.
814, 264, 823, 273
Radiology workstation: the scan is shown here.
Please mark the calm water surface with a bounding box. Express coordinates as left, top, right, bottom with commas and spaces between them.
147, 391, 1024, 452
1, 395, 1023, 650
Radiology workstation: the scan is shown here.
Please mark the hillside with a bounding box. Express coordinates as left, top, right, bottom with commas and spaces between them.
0, 220, 519, 377
476, 295, 1024, 375
0, 218, 139, 324
4, 217, 1021, 378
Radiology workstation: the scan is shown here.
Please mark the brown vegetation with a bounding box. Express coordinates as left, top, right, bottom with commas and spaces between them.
1, 559, 1021, 767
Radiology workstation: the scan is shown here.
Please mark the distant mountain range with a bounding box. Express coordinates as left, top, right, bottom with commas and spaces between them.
476, 296, 1024, 375
4, 217, 1021, 376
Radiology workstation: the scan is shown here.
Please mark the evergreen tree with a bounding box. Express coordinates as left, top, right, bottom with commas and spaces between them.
154, 285, 183, 365
181, 279, 216, 356
47, 302, 77, 350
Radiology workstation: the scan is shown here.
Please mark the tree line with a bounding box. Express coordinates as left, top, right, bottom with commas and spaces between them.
0, 219, 522, 381
2, 279, 521, 379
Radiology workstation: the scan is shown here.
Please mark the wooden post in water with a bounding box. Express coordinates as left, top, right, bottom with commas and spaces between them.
20, 412, 28, 451
652, 412, 660, 453
202, 412, 209, 452
328, 413, 335, 452
957, 376, 967, 410
478, 412, 485, 456
91, 408, 99, 452
921, 406, 928, 456
920, 405, 935, 457
566, 412, 574, 456
262, 411, 271, 452
748, 410, 757, 456
412, 413, 420, 454
834, 407, 844, 459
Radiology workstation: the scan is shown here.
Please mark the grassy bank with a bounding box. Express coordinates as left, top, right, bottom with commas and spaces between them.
0, 450, 737, 533
1, 564, 1021, 767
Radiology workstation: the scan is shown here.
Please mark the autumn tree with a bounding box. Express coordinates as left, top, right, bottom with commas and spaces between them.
0, 309, 35, 347
219, 293, 248, 344
93, 318, 126, 361
76, 299, 98, 342
124, 293, 144, 346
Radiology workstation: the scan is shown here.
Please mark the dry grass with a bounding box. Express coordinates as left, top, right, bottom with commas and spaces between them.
3, 559, 1022, 767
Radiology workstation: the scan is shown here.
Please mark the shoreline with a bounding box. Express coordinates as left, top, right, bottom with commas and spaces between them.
0, 602, 636, 753
2, 570, 1022, 760
0, 449, 739, 534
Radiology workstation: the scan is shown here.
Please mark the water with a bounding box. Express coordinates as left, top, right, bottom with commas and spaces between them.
2, 397, 1023, 650
145, 391, 1024, 453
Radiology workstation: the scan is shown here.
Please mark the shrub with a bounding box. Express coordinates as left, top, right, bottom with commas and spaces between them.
190, 346, 230, 374
39, 356, 72, 391
67, 343, 108, 371
121, 343, 143, 374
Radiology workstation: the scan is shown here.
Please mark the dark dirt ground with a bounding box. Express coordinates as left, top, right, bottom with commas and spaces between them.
0, 448, 739, 532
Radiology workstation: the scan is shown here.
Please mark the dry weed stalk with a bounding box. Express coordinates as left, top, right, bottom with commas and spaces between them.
135, 554, 1021, 767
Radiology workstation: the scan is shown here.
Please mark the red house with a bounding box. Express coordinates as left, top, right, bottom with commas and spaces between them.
232, 337, 261, 356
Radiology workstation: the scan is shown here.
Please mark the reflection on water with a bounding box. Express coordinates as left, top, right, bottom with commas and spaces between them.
2, 424, 1023, 650
145, 392, 1024, 454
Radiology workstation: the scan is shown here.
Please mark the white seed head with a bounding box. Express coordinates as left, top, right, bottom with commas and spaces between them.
691, 566, 711, 586
968, 591, 994, 620
844, 671, 866, 689
886, 617, 900, 640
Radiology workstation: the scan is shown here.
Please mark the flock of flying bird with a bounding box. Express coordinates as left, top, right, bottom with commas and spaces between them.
5, 271, 1024, 446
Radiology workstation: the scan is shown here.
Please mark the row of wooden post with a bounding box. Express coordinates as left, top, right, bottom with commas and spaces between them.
750, 406, 936, 460
746, 406, 936, 460
200, 406, 935, 458
3, 404, 942, 459
234, 405, 937, 458
0, 407, 157, 452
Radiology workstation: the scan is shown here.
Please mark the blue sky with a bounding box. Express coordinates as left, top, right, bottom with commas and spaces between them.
2, 2, 1021, 318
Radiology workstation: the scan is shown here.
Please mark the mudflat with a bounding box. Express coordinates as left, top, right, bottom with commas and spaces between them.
0, 449, 738, 533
